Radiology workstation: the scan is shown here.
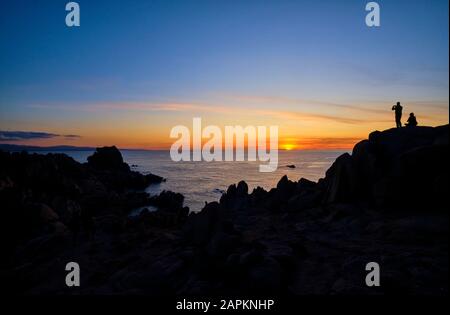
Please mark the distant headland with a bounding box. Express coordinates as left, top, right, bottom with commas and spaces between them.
0, 144, 96, 152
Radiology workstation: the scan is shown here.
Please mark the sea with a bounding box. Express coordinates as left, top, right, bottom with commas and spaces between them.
31, 150, 347, 212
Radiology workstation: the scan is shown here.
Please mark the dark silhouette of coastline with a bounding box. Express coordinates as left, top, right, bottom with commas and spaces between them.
0, 126, 448, 295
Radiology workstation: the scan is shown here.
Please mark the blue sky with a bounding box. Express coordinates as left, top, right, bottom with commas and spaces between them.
0, 0, 448, 148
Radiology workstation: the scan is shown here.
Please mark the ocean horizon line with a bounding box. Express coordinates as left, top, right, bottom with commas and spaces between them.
0, 143, 352, 153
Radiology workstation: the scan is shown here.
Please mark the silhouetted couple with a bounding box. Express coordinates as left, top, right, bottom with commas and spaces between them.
392, 102, 418, 128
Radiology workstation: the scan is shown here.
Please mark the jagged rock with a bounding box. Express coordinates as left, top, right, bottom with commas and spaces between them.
250, 186, 267, 199
145, 173, 165, 184
0, 148, 167, 265
276, 175, 296, 196
87, 146, 130, 171
323, 153, 358, 204
37, 203, 59, 223
0, 125, 448, 295
297, 178, 317, 192
183, 202, 224, 246
139, 191, 189, 228
264, 175, 297, 211
183, 202, 238, 250
220, 181, 250, 210
236, 180, 248, 195
287, 190, 321, 212
84, 147, 163, 191
149, 190, 184, 210
322, 125, 448, 208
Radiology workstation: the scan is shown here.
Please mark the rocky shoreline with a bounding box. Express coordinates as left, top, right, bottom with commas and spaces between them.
0, 125, 448, 295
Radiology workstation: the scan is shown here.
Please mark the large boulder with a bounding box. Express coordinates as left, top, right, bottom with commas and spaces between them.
146, 190, 189, 226
276, 175, 297, 197
38, 203, 59, 223
323, 153, 358, 204
182, 202, 239, 250
87, 146, 130, 171
86, 147, 163, 190
321, 125, 449, 209
220, 181, 250, 210
149, 190, 184, 211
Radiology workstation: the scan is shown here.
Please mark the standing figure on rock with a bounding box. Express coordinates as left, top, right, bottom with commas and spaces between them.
405, 112, 418, 127
392, 101, 403, 128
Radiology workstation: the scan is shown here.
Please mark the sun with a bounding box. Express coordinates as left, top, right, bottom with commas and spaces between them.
282, 143, 295, 151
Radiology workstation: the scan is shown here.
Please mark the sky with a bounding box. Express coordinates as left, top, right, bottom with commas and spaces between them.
0, 0, 448, 150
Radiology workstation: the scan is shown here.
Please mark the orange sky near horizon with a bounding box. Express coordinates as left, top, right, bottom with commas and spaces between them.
1, 1, 448, 153
2, 98, 448, 151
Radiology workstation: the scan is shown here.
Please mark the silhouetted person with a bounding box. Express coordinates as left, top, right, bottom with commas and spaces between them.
405, 112, 418, 127
392, 102, 403, 128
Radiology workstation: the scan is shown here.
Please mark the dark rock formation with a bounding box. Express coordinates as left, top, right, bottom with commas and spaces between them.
135, 191, 190, 227
0, 147, 169, 275
86, 146, 164, 191
87, 146, 129, 171
0, 125, 447, 295
194, 125, 448, 294
323, 125, 449, 209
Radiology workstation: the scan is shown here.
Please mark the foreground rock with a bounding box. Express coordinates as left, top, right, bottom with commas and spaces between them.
87, 146, 164, 190
0, 146, 170, 287
0, 125, 448, 295
324, 125, 448, 208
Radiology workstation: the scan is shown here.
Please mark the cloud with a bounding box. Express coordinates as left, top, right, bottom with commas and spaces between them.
0, 131, 59, 141
254, 109, 371, 124
32, 93, 446, 127
0, 131, 81, 142
63, 134, 81, 140
230, 95, 390, 115
298, 137, 364, 148
281, 136, 364, 149
28, 101, 390, 125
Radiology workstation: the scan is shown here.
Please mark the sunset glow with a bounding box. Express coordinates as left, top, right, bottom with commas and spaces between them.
0, 1, 448, 151
282, 144, 296, 151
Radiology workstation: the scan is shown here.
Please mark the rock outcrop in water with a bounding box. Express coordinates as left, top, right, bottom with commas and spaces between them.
0, 125, 448, 295
87, 146, 164, 191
